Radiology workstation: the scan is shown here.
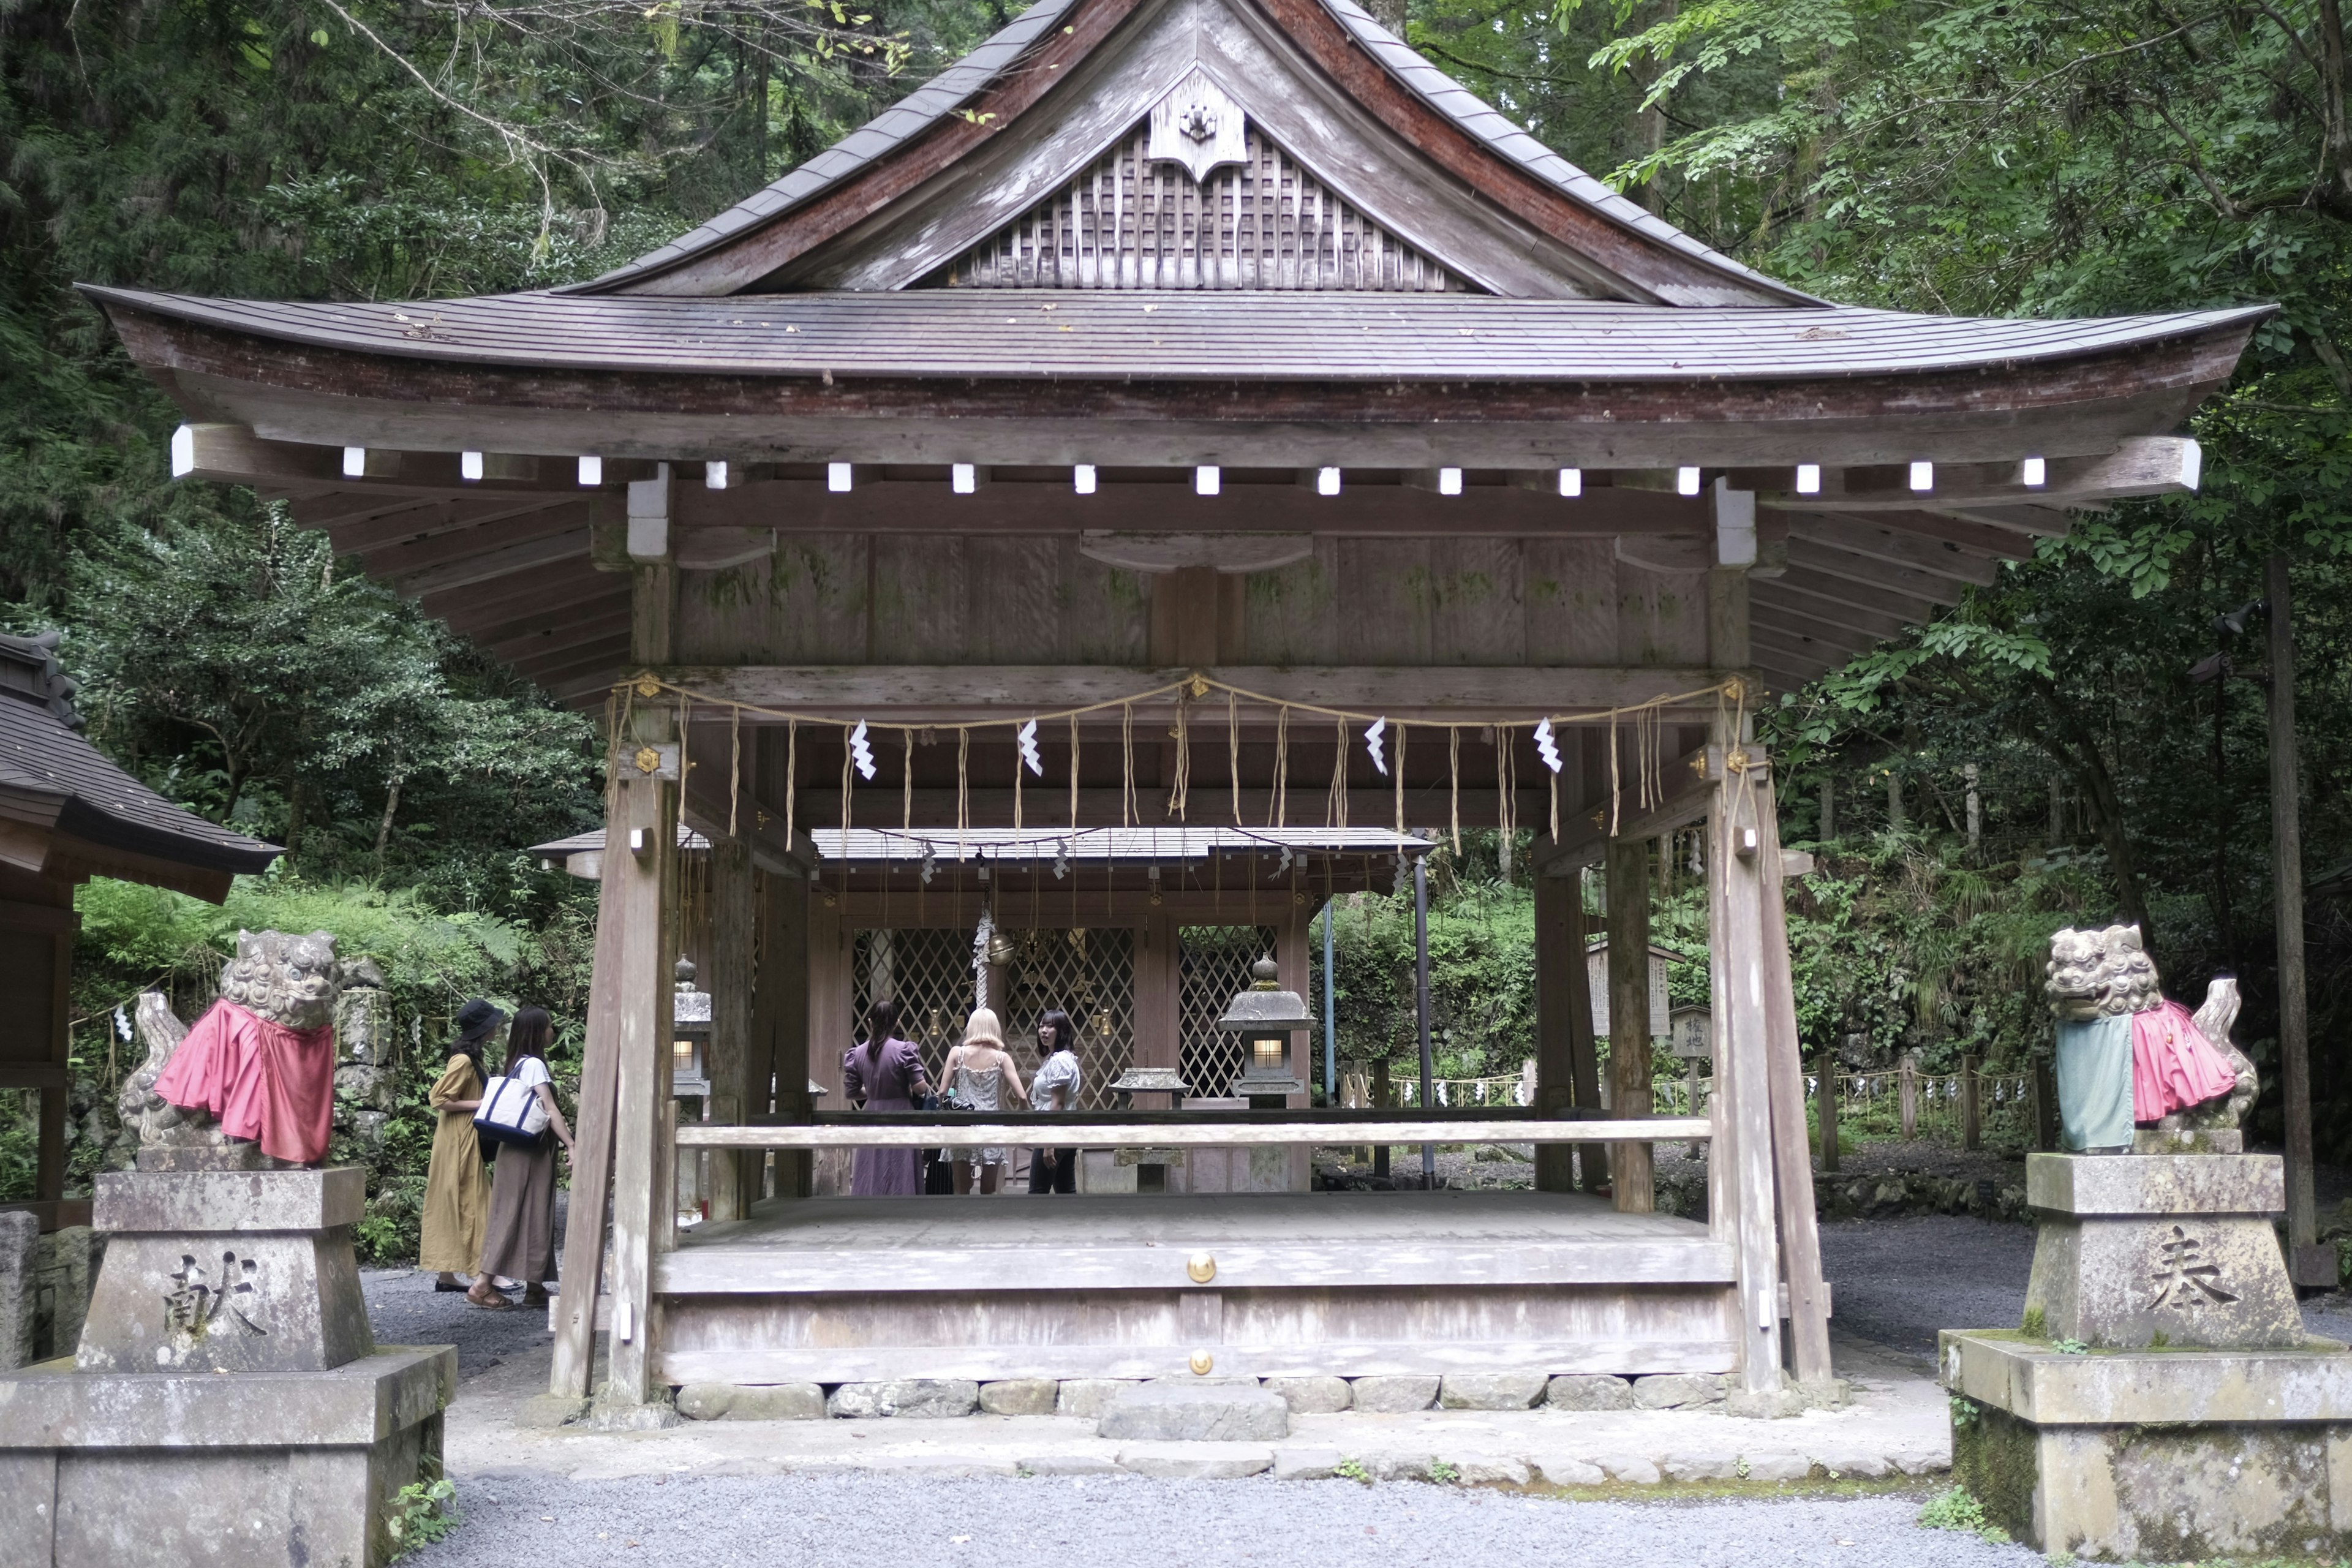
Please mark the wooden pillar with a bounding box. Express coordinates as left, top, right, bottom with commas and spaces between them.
549, 799, 625, 1400
1532, 853, 1594, 1194
1960, 1054, 1982, 1152
602, 701, 677, 1408
704, 838, 755, 1221
1754, 769, 1833, 1385
1709, 723, 1783, 1394
758, 867, 813, 1199
2267, 552, 2326, 1283
1817, 1048, 1839, 1174
2033, 1058, 2058, 1152
805, 893, 850, 1193
1605, 834, 1653, 1212
1133, 912, 1180, 1106
1275, 906, 1312, 1189
1899, 1054, 1919, 1138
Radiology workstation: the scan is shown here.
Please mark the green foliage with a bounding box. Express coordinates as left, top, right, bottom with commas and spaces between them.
1335, 1457, 1373, 1484
2021, 1306, 2046, 1339
1949, 1395, 1980, 1430
2053, 1338, 2090, 1357
1918, 1484, 2009, 1543
385, 1472, 459, 1556
1427, 1459, 1461, 1484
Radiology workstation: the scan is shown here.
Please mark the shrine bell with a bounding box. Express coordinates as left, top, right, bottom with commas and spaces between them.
1219, 956, 1313, 1108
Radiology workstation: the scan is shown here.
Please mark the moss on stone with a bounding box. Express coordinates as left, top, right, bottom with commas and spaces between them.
1951, 1403, 2039, 1544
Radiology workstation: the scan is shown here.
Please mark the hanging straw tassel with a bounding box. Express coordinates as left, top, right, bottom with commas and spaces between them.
1227, 692, 1242, 828
1327, 716, 1348, 829
783, 718, 797, 846
1270, 706, 1291, 828
902, 728, 914, 831
1068, 715, 1081, 830
1170, 697, 1191, 821
1013, 722, 1023, 831
957, 728, 970, 864
728, 704, 742, 838
1449, 725, 1461, 854
1393, 722, 1407, 837
1120, 703, 1137, 828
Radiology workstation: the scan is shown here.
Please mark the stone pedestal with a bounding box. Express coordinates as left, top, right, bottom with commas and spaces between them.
1948, 1152, 2352, 1559
0, 1167, 451, 1567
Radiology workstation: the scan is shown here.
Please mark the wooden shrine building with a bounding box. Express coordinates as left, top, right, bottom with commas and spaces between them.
89, 0, 2260, 1412
0, 633, 280, 1232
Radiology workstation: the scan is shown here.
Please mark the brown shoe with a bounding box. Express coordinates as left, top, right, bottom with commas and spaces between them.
466, 1283, 513, 1310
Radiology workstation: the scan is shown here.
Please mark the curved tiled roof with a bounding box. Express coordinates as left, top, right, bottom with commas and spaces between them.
571, 0, 1810, 304
84, 285, 2268, 382
0, 696, 280, 876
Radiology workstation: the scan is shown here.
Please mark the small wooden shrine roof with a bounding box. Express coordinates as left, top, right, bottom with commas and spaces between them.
83, 288, 2263, 384
0, 635, 279, 900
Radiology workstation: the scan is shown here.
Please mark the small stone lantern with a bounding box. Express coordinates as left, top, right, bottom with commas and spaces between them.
671, 956, 711, 1097
1218, 956, 1313, 1107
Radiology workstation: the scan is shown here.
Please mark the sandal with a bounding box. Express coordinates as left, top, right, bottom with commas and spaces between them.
466, 1285, 513, 1310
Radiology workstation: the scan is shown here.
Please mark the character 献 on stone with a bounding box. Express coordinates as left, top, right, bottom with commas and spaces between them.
2044, 924, 2243, 1153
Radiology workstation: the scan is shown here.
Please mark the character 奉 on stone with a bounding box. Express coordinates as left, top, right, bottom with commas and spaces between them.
148, 929, 342, 1166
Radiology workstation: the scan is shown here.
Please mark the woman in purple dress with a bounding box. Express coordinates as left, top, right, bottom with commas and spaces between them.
843, 998, 932, 1196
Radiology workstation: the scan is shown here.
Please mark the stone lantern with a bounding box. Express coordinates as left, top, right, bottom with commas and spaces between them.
1218, 956, 1313, 1107
671, 956, 710, 1097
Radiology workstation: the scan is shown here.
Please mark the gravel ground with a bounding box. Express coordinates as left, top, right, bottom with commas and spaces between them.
1814, 1215, 2037, 1356
405, 1473, 2032, 1568
366, 1268, 556, 1379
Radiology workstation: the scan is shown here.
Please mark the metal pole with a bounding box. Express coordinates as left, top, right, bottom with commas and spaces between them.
1415, 856, 1435, 1187
2267, 553, 2324, 1284
1322, 900, 1337, 1102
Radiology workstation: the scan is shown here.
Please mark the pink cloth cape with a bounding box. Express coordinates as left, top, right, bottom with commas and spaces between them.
153, 998, 337, 1165
2130, 998, 2239, 1123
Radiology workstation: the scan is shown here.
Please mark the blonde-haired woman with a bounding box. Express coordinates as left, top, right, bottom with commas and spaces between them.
940, 1008, 1027, 1194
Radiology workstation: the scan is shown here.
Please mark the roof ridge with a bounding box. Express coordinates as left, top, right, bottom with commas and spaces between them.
567, 0, 1815, 303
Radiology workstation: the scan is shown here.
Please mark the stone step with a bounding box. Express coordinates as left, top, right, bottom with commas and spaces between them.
1096, 1381, 1291, 1441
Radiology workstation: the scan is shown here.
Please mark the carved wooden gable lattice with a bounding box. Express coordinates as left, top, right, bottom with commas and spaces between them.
930, 121, 1467, 292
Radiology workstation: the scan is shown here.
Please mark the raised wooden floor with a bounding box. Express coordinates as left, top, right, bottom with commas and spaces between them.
654, 1191, 1738, 1384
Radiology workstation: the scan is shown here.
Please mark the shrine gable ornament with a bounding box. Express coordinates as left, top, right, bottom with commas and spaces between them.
1147, 65, 1248, 183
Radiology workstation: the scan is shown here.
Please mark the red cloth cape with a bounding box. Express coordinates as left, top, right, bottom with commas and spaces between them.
2130, 998, 2239, 1123
153, 998, 337, 1165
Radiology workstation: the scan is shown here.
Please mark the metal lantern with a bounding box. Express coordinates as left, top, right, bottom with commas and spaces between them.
671, 955, 711, 1096
1218, 956, 1313, 1102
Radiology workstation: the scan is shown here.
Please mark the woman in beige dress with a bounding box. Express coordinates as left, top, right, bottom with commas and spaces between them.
477, 1006, 573, 1310
418, 1000, 500, 1292
938, 1007, 1028, 1195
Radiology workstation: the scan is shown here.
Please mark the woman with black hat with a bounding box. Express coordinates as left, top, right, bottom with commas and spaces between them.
420, 999, 502, 1294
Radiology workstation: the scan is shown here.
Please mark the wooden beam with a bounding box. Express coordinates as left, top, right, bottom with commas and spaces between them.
1605, 835, 1654, 1212
676, 1115, 1714, 1149
1748, 607, 1880, 659
342, 501, 589, 579
1750, 586, 1913, 645
420, 556, 613, 624
462, 590, 634, 651
672, 477, 1706, 538
487, 610, 635, 664
315, 493, 582, 551
174, 423, 647, 497
1929, 503, 2074, 537
662, 666, 1736, 723
1534, 743, 1734, 872
509, 638, 631, 685
1758, 438, 2200, 513
1782, 537, 1981, 601
793, 786, 1547, 830
1782, 514, 2002, 586
1776, 563, 1945, 625
396, 527, 589, 597
550, 776, 629, 1401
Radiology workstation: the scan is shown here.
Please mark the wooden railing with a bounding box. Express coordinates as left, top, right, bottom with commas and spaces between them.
676, 1111, 1711, 1150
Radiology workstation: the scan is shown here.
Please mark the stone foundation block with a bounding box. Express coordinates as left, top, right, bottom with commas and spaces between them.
1115, 1442, 1273, 1479
1741, 1453, 1812, 1482
1265, 1376, 1352, 1414
1272, 1446, 1345, 1480
978, 1379, 1060, 1417
1533, 1455, 1605, 1486
1453, 1456, 1532, 1486
678, 1382, 825, 1421
1944, 1329, 2352, 1558
1055, 1379, 1139, 1419
2023, 1153, 2304, 1350
1439, 1371, 1548, 1410
0, 1344, 452, 1568
1097, 1382, 1289, 1441
827, 1378, 979, 1419
1348, 1374, 1439, 1412
1546, 1373, 1635, 1411
1603, 1457, 1663, 1484
0, 1212, 33, 1371
1632, 1373, 1724, 1409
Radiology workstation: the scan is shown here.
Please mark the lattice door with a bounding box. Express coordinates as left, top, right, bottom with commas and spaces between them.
1179, 925, 1280, 1098
851, 928, 978, 1086
997, 927, 1135, 1110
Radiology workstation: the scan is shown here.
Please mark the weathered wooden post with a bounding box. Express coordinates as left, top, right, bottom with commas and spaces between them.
1961, 1052, 1981, 1151
1899, 1052, 1920, 1139
1371, 1057, 1392, 1178
1532, 840, 1599, 1193
1817, 1048, 1839, 1172
2267, 552, 2328, 1284
1605, 832, 1654, 1212
705, 835, 755, 1221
